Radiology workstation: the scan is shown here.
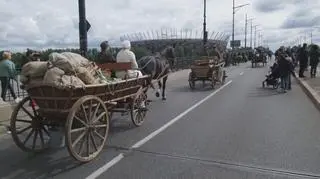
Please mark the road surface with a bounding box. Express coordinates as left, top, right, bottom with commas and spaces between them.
1, 62, 320, 179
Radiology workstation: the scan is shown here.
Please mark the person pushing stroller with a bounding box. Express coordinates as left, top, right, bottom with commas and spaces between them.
262, 61, 280, 88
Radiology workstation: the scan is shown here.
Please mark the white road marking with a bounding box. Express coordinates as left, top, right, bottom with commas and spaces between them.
86, 80, 233, 179
131, 80, 233, 148
85, 153, 124, 179
240, 72, 244, 76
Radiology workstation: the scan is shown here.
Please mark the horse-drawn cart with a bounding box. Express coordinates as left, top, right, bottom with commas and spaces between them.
252, 52, 267, 68
188, 57, 227, 89
10, 64, 150, 163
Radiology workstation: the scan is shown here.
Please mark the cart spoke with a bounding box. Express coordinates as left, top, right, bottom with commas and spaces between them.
86, 132, 90, 156
92, 103, 101, 120
71, 127, 86, 133
93, 112, 106, 123
31, 102, 38, 116
89, 131, 98, 152
17, 125, 32, 134
21, 106, 35, 119
88, 100, 93, 120
38, 129, 45, 148
32, 130, 38, 150
16, 119, 32, 123
72, 131, 87, 148
93, 130, 105, 140
41, 126, 50, 137
81, 104, 89, 123
93, 124, 108, 128
78, 134, 86, 156
74, 115, 88, 127
23, 129, 35, 145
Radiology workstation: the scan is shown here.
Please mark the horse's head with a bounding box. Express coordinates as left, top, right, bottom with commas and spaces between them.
161, 46, 176, 68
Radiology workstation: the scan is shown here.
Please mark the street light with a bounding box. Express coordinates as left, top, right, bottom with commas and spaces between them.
232, 0, 249, 49
245, 15, 254, 48
203, 0, 208, 46
78, 0, 87, 57
253, 24, 260, 48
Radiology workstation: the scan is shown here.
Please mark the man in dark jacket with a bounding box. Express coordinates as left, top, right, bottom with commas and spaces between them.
97, 41, 115, 64
298, 43, 308, 77
309, 44, 320, 78
278, 53, 293, 93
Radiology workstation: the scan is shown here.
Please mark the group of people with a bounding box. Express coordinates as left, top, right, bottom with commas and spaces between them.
97, 40, 142, 79
272, 43, 320, 93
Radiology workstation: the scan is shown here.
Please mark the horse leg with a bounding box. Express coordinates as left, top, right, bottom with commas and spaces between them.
162, 76, 168, 100
155, 80, 162, 98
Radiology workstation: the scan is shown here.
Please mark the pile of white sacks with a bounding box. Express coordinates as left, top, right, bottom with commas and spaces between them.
20, 52, 121, 88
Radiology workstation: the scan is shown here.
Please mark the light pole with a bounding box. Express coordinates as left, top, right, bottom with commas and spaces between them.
232, 0, 249, 49
78, 0, 87, 57
203, 0, 208, 46
255, 29, 262, 48
253, 25, 260, 48
245, 16, 254, 48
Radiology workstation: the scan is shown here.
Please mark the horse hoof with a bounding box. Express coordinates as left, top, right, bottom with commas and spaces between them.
155, 92, 160, 97
162, 97, 166, 100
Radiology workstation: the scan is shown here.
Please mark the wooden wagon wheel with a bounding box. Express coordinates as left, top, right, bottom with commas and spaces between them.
10, 96, 50, 153
131, 90, 148, 127
188, 72, 196, 90
66, 95, 109, 162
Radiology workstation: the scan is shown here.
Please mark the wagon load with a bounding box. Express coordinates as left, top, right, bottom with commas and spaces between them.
20, 52, 120, 88
20, 61, 48, 84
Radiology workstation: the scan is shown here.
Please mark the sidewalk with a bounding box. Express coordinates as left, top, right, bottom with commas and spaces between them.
295, 67, 320, 111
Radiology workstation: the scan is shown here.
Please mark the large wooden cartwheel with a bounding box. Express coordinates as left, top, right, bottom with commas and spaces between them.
130, 89, 148, 127
66, 95, 109, 162
10, 96, 51, 153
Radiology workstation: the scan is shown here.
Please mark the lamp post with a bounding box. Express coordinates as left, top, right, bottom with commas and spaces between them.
245, 16, 254, 48
203, 0, 208, 46
253, 24, 260, 48
232, 0, 249, 49
78, 0, 87, 57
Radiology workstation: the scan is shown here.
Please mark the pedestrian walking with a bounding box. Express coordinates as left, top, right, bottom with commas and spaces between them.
0, 51, 21, 103
298, 43, 308, 78
309, 44, 320, 78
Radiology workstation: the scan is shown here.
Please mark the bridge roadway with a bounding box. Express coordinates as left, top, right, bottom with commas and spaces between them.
1, 61, 320, 179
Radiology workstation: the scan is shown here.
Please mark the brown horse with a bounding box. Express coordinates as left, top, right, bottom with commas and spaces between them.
137, 46, 175, 100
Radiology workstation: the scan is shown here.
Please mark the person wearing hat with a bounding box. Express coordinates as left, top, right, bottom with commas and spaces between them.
97, 41, 115, 64
116, 40, 142, 79
211, 44, 221, 61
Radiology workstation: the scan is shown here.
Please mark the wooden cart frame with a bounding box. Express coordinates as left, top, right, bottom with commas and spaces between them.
10, 63, 150, 163
188, 57, 227, 89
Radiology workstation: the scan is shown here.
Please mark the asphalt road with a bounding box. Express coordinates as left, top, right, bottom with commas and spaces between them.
1, 61, 320, 179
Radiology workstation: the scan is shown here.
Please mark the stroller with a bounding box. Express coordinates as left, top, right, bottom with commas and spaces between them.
262, 62, 280, 89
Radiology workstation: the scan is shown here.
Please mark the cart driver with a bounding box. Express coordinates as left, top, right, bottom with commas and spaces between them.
211, 44, 221, 62
116, 40, 142, 79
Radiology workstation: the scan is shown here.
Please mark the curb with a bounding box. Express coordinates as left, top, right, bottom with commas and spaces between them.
294, 72, 320, 111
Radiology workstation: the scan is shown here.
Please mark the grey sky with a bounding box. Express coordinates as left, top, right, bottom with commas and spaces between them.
0, 0, 319, 51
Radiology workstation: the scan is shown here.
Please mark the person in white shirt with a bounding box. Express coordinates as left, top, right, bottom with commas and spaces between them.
116, 40, 142, 79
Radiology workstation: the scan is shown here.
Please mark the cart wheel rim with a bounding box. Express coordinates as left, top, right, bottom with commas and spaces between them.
66, 96, 109, 162
10, 97, 50, 153
131, 92, 148, 126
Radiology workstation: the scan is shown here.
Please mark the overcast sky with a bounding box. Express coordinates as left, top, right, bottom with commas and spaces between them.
0, 0, 319, 51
